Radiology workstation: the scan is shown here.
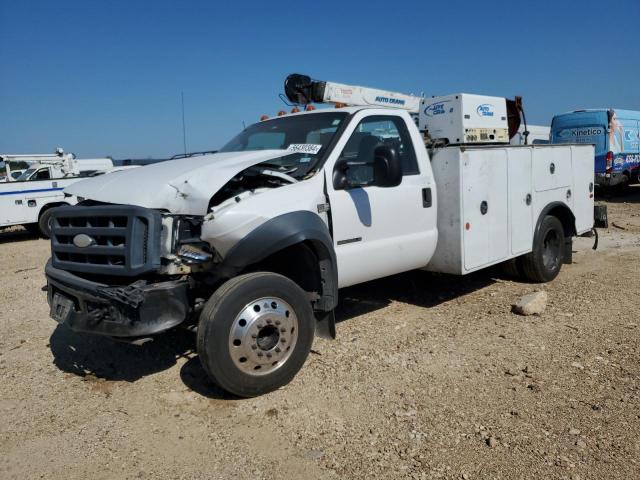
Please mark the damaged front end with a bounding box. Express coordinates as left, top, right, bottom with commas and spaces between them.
45, 151, 324, 339
45, 204, 217, 338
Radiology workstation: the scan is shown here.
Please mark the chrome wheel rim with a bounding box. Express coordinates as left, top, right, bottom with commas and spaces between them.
228, 297, 298, 376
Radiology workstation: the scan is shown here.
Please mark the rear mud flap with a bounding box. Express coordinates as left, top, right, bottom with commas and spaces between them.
315, 310, 336, 340
594, 205, 608, 229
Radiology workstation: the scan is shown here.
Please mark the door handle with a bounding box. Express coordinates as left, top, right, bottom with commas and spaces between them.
422, 188, 432, 208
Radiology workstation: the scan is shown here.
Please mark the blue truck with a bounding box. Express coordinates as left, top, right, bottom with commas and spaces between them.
551, 109, 640, 188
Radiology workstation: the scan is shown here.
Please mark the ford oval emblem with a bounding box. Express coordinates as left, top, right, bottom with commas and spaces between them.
73, 234, 95, 248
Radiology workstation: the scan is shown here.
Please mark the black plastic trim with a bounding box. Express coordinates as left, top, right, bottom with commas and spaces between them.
45, 259, 189, 337
50, 205, 162, 276
221, 211, 338, 312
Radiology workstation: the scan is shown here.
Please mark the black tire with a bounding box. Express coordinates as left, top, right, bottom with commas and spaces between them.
501, 258, 521, 278
197, 272, 315, 397
38, 208, 55, 238
24, 223, 41, 236
521, 215, 565, 283
614, 175, 629, 196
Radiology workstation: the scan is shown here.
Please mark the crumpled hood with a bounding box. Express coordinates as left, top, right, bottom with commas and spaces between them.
65, 150, 293, 214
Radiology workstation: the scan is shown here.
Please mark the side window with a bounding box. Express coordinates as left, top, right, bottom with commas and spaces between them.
337, 115, 419, 186
33, 168, 51, 180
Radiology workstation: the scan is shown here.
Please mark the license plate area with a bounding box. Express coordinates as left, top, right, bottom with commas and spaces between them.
50, 292, 75, 324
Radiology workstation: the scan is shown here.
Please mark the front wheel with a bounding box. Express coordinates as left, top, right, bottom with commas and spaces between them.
197, 272, 315, 397
38, 208, 55, 238
521, 215, 565, 283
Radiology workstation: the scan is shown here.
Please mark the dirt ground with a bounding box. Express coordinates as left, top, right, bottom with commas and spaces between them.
1, 188, 639, 480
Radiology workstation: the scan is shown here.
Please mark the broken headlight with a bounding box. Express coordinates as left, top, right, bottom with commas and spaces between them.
171, 215, 214, 264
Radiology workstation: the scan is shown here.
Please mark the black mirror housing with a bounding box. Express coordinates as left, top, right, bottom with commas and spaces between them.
332, 145, 402, 190
373, 145, 402, 187
332, 157, 350, 190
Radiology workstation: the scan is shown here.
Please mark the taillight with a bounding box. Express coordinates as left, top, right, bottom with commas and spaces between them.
605, 151, 613, 175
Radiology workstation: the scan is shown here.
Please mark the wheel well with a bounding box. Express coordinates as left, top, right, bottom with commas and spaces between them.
241, 241, 322, 299
546, 204, 576, 238
39, 202, 69, 218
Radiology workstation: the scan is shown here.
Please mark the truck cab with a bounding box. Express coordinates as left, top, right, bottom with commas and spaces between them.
15, 165, 58, 181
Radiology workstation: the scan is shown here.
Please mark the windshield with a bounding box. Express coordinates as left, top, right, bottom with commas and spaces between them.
219, 112, 347, 178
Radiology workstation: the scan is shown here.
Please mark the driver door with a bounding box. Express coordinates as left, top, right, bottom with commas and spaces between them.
326, 112, 437, 288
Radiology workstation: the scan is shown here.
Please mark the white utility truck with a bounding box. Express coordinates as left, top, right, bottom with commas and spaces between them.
0, 149, 113, 237
45, 74, 597, 397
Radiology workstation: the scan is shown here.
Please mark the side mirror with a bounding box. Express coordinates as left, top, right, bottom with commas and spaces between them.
332, 157, 351, 190
373, 145, 402, 187
332, 145, 403, 190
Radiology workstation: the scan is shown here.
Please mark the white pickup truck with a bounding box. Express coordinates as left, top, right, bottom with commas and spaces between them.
45, 75, 596, 397
0, 150, 113, 236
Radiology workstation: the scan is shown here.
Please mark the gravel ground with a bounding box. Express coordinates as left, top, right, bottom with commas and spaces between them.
1, 188, 639, 480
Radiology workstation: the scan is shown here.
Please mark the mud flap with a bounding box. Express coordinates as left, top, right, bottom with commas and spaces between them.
563, 238, 573, 264
315, 310, 336, 340
594, 205, 608, 229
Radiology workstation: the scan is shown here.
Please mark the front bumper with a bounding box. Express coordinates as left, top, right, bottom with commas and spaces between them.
45, 259, 189, 337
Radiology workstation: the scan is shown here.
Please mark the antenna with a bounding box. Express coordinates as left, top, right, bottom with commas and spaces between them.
181, 91, 187, 156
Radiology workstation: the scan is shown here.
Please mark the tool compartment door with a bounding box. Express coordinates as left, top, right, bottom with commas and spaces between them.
462, 149, 509, 271
534, 146, 572, 192
508, 148, 534, 255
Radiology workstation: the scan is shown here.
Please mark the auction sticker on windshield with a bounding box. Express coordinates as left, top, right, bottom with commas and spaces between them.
287, 144, 322, 154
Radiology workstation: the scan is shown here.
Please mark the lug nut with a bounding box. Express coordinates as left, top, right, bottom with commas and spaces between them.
251, 345, 257, 350
280, 328, 286, 333
251, 334, 257, 339
275, 347, 281, 353
275, 320, 281, 325
280, 338, 286, 343
257, 352, 263, 357
266, 353, 272, 358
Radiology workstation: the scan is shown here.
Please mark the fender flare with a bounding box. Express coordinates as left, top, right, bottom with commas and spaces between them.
220, 211, 338, 313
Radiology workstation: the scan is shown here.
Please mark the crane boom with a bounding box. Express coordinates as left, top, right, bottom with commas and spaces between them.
284, 73, 420, 113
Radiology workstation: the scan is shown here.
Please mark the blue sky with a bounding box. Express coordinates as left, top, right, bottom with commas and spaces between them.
1, 0, 639, 159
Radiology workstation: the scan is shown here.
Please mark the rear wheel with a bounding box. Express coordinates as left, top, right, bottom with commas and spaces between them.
501, 257, 522, 278
614, 174, 629, 196
197, 272, 315, 397
521, 215, 565, 282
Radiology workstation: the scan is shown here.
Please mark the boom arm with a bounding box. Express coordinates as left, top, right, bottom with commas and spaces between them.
284, 73, 421, 113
